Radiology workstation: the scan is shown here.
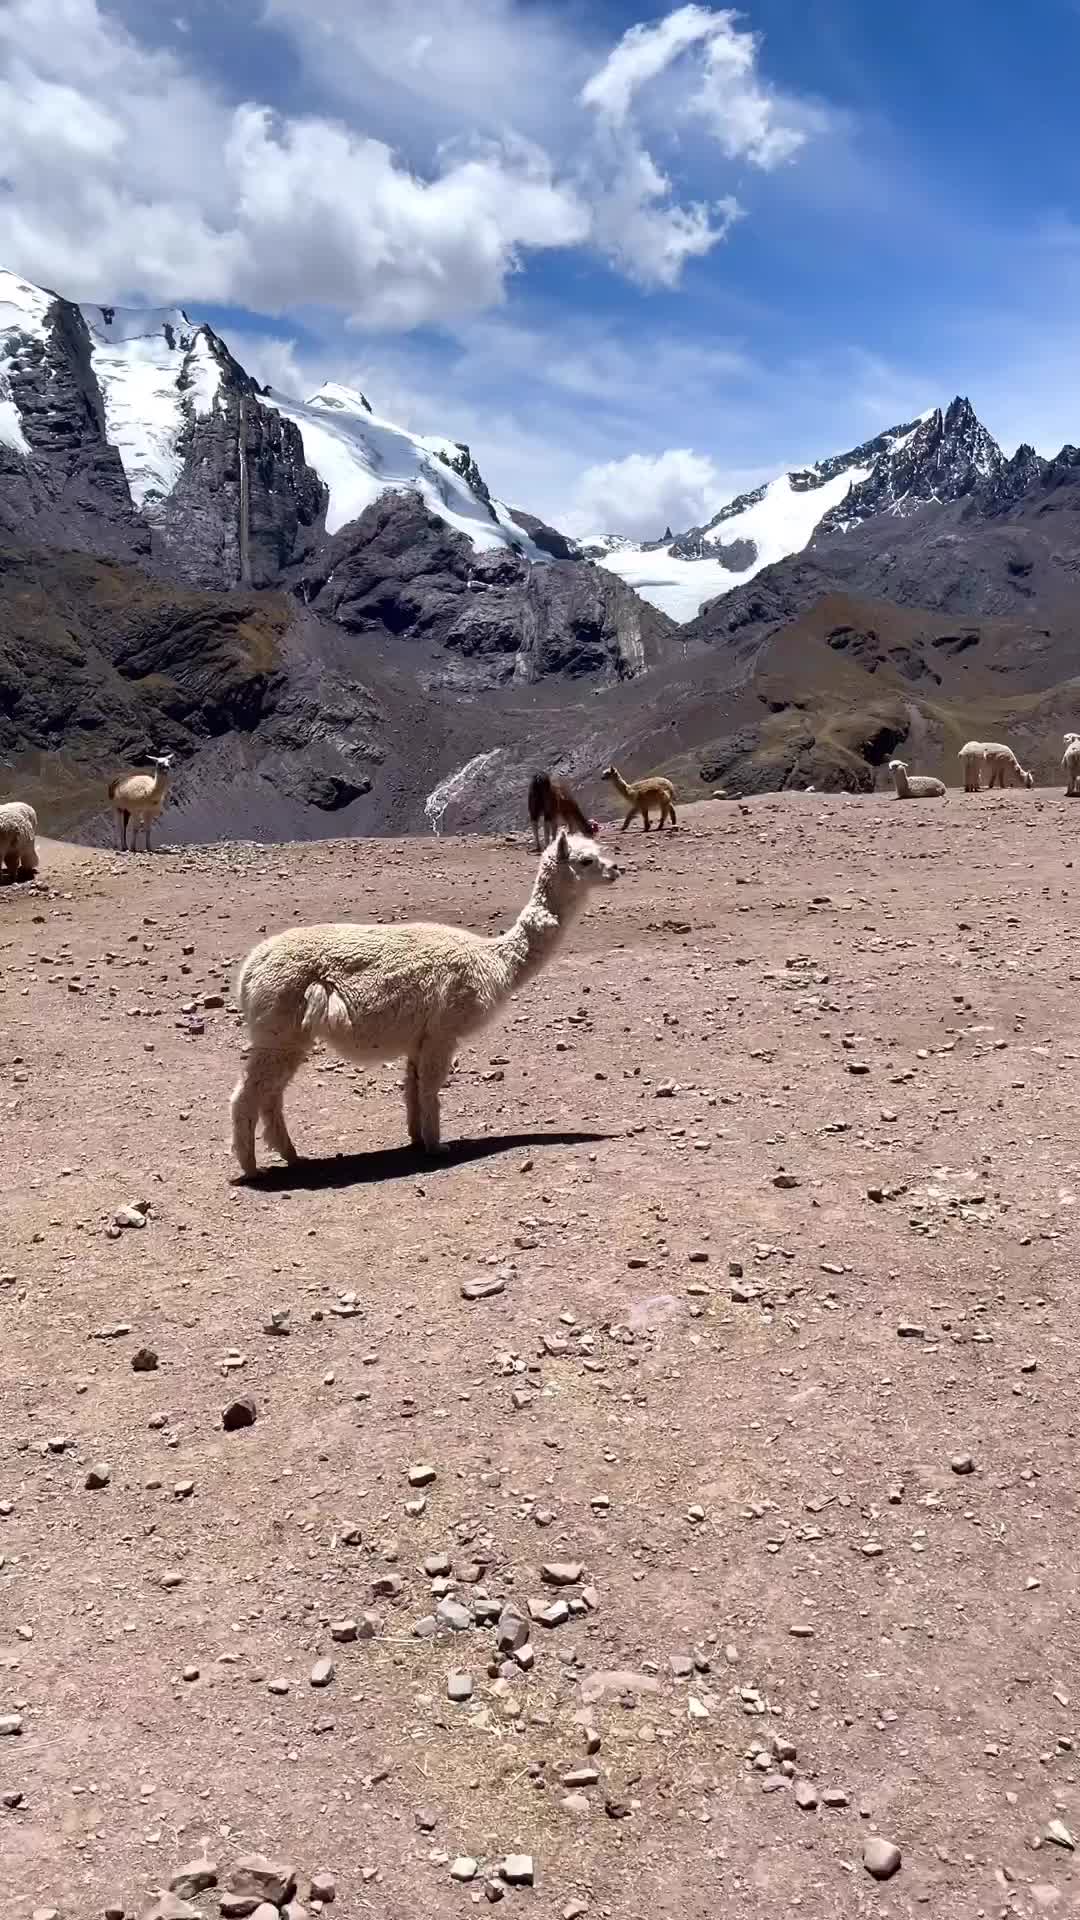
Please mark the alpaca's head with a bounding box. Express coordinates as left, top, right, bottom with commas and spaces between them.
1022, 769, 1034, 788
150, 752, 174, 772
600, 766, 617, 784
888, 759, 907, 775
545, 829, 618, 897
1066, 734, 1080, 746
588, 817, 600, 835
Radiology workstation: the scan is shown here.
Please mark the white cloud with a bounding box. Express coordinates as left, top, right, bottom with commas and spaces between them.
582, 3, 810, 169
588, 140, 740, 288
0, 0, 826, 318
0, 0, 592, 323
570, 447, 727, 541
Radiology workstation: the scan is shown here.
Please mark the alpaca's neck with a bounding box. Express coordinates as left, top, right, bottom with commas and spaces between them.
610, 767, 632, 798
493, 869, 576, 994
893, 768, 908, 795
150, 769, 168, 800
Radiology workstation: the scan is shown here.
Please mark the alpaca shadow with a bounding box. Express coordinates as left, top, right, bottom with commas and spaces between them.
237, 1129, 613, 1192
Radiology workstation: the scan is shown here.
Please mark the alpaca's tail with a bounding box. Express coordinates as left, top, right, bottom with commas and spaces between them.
300, 980, 351, 1039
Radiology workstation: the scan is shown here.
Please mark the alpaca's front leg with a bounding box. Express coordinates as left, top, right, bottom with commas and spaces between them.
621, 809, 634, 832
641, 809, 651, 831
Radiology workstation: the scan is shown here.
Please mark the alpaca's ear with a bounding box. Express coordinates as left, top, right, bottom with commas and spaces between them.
555, 828, 570, 862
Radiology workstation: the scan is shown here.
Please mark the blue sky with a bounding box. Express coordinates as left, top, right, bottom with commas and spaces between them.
3, 0, 1079, 536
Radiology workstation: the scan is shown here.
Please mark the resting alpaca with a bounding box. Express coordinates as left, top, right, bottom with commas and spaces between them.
981, 743, 1034, 790
602, 763, 677, 831
1063, 734, 1080, 795
888, 759, 945, 799
0, 801, 39, 880
527, 772, 599, 851
230, 829, 618, 1175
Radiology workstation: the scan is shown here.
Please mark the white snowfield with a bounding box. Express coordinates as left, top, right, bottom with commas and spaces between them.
265, 381, 543, 557
79, 303, 223, 512
594, 464, 868, 624
0, 270, 51, 456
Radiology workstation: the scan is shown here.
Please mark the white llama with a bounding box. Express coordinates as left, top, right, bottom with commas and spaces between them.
0, 801, 39, 880
981, 743, 1034, 790
230, 829, 618, 1175
888, 759, 946, 799
108, 753, 174, 852
1063, 733, 1080, 795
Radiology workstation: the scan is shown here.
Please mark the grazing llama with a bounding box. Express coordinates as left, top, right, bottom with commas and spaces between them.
602, 763, 677, 832
981, 742, 1034, 790
527, 772, 599, 851
230, 829, 618, 1175
1063, 733, 1080, 795
888, 759, 946, 800
0, 801, 39, 880
108, 753, 174, 851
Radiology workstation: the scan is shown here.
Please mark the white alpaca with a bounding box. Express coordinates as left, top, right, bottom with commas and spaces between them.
959, 740, 989, 792
0, 801, 39, 880
981, 743, 1033, 790
1063, 735, 1080, 795
888, 759, 945, 799
230, 829, 618, 1175
108, 753, 174, 852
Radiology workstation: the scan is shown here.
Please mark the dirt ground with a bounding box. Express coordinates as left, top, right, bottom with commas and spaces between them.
3, 793, 1080, 1920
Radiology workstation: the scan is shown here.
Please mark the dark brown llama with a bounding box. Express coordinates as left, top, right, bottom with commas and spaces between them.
527, 771, 599, 851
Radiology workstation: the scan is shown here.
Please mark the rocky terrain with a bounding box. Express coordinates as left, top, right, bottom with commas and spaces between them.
4, 794, 1080, 1919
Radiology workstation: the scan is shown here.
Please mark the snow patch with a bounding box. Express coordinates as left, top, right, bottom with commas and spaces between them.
265, 382, 544, 558
596, 465, 867, 623
424, 750, 504, 834
80, 303, 223, 511
0, 271, 53, 456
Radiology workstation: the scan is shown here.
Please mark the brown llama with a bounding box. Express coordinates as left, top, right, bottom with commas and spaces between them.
527, 771, 599, 851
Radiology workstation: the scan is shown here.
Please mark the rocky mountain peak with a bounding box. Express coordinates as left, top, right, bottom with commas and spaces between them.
813, 394, 1004, 541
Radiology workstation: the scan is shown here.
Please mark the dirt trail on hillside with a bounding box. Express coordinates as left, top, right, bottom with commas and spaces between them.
3, 795, 1079, 1920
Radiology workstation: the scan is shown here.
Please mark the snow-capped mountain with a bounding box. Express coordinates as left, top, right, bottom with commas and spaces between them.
588, 399, 1015, 623
265, 380, 541, 555
0, 269, 539, 582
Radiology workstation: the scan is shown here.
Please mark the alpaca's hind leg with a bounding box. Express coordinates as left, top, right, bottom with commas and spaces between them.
260, 1047, 308, 1166
416, 1038, 454, 1154
405, 1057, 422, 1147
231, 1044, 306, 1175
666, 801, 678, 828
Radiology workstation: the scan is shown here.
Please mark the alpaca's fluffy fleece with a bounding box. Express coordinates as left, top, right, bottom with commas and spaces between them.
888, 759, 945, 799
981, 743, 1033, 790
0, 801, 39, 878
230, 830, 618, 1175
1063, 736, 1080, 795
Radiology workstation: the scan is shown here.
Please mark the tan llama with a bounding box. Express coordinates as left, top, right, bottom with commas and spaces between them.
602, 763, 677, 832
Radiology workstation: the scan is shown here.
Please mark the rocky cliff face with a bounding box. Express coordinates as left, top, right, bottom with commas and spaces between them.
302, 492, 674, 687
